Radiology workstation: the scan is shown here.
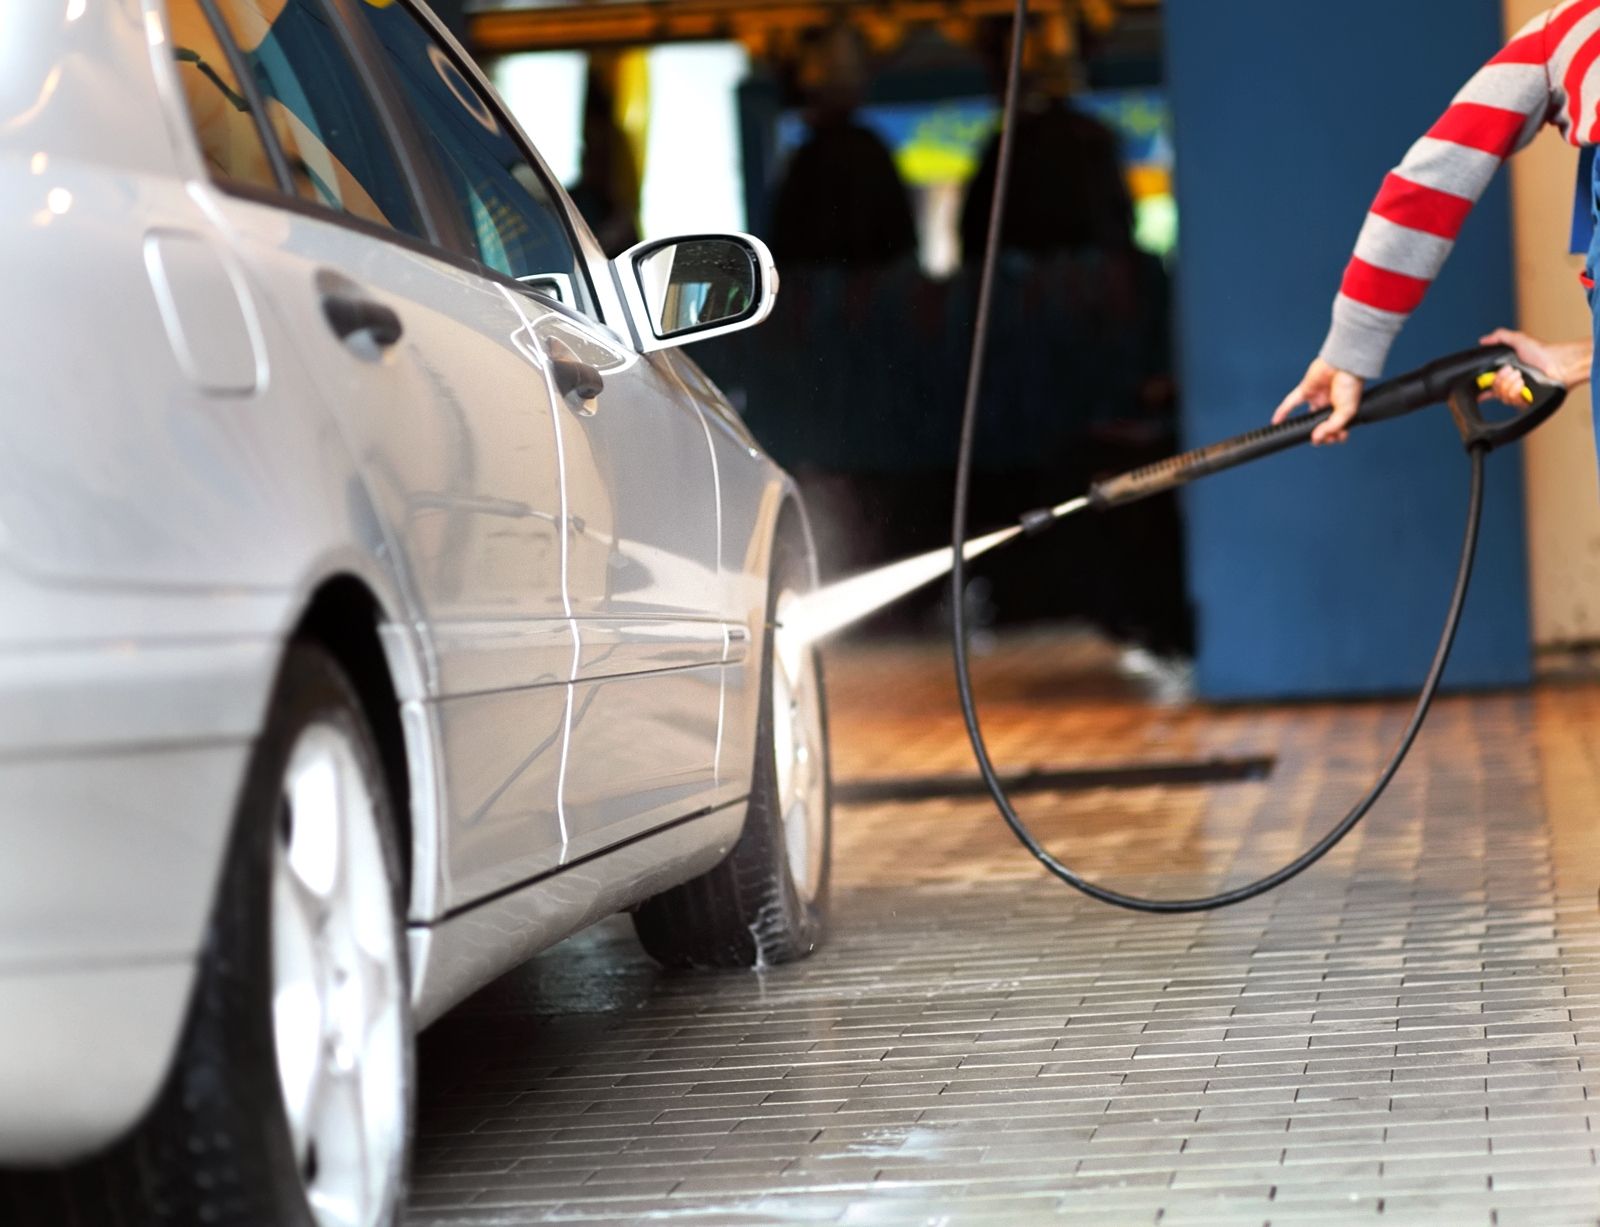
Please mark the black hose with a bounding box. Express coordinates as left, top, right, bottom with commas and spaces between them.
950, 0, 1491, 911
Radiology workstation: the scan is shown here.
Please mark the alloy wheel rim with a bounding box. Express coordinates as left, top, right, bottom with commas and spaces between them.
773, 593, 828, 903
271, 722, 406, 1227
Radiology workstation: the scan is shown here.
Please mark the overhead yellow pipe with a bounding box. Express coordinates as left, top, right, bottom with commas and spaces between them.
468, 0, 1157, 56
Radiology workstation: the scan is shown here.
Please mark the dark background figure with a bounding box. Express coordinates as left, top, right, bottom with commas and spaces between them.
952, 65, 1190, 656
767, 118, 918, 267
768, 23, 918, 270
744, 25, 939, 600
960, 96, 1133, 261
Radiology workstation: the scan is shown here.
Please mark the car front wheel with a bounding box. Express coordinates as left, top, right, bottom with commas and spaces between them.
632, 533, 832, 969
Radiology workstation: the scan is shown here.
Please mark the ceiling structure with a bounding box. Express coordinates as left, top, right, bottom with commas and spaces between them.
465, 0, 1159, 56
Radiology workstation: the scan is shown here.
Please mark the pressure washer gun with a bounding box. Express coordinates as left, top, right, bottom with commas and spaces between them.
1021, 344, 1569, 533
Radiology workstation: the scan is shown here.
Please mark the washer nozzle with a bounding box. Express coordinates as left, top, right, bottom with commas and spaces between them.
1019, 497, 1090, 536
1019, 507, 1058, 536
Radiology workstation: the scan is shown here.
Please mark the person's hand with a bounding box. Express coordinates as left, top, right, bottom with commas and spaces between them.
1479, 328, 1593, 407
1273, 358, 1366, 445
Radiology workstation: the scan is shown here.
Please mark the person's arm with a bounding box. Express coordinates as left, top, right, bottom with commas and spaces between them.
1276, 6, 1567, 443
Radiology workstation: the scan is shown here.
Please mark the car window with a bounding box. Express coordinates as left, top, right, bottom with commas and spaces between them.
344, 0, 597, 316
167, 0, 280, 191
207, 0, 425, 240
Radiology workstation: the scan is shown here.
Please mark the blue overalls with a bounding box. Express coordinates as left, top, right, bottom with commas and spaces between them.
1579, 147, 1600, 369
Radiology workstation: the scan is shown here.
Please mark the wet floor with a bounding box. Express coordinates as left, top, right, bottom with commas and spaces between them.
407, 632, 1600, 1226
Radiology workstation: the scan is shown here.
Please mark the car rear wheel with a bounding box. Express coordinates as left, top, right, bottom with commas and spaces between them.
631, 534, 832, 969
270, 679, 411, 1227
3, 644, 413, 1227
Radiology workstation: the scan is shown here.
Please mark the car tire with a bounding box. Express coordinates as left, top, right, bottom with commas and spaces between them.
2, 643, 414, 1227
632, 533, 832, 969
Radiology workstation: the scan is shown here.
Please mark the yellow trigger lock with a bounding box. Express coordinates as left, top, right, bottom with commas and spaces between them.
1476, 369, 1535, 404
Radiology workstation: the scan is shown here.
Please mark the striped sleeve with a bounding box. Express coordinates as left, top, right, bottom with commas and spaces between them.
1320, 10, 1564, 379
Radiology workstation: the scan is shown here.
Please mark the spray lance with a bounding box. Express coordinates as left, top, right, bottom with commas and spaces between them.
784, 0, 1574, 913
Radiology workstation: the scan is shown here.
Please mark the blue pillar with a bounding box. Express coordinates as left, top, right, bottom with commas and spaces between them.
1165, 0, 1531, 700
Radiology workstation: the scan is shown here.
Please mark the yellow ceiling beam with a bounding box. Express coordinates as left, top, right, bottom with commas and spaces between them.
468, 0, 1156, 56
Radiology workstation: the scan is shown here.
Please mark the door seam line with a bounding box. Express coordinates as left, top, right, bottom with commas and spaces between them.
496, 281, 577, 855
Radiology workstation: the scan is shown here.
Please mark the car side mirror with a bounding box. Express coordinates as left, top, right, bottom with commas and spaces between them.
614, 234, 778, 353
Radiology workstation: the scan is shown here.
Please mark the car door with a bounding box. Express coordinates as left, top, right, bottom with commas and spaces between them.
519, 308, 727, 860
171, 0, 572, 912
343, 0, 726, 862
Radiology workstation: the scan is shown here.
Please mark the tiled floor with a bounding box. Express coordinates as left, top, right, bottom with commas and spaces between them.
407, 632, 1600, 1226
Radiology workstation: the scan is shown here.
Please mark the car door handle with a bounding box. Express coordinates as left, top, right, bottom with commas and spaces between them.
545, 338, 605, 401
322, 291, 403, 349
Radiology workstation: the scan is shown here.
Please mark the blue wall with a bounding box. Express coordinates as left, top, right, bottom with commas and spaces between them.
1165, 0, 1532, 700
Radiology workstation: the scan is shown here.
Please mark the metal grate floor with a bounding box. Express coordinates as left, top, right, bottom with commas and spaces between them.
408, 635, 1600, 1226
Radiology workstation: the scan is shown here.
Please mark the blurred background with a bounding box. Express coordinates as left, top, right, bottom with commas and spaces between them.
434, 0, 1600, 704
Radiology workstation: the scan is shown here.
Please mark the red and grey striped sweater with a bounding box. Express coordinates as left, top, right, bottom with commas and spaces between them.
1324, 0, 1600, 379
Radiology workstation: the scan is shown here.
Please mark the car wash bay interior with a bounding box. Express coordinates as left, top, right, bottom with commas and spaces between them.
401, 0, 1600, 1221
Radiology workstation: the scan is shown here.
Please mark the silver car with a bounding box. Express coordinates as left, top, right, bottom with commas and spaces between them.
0, 2, 832, 1223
